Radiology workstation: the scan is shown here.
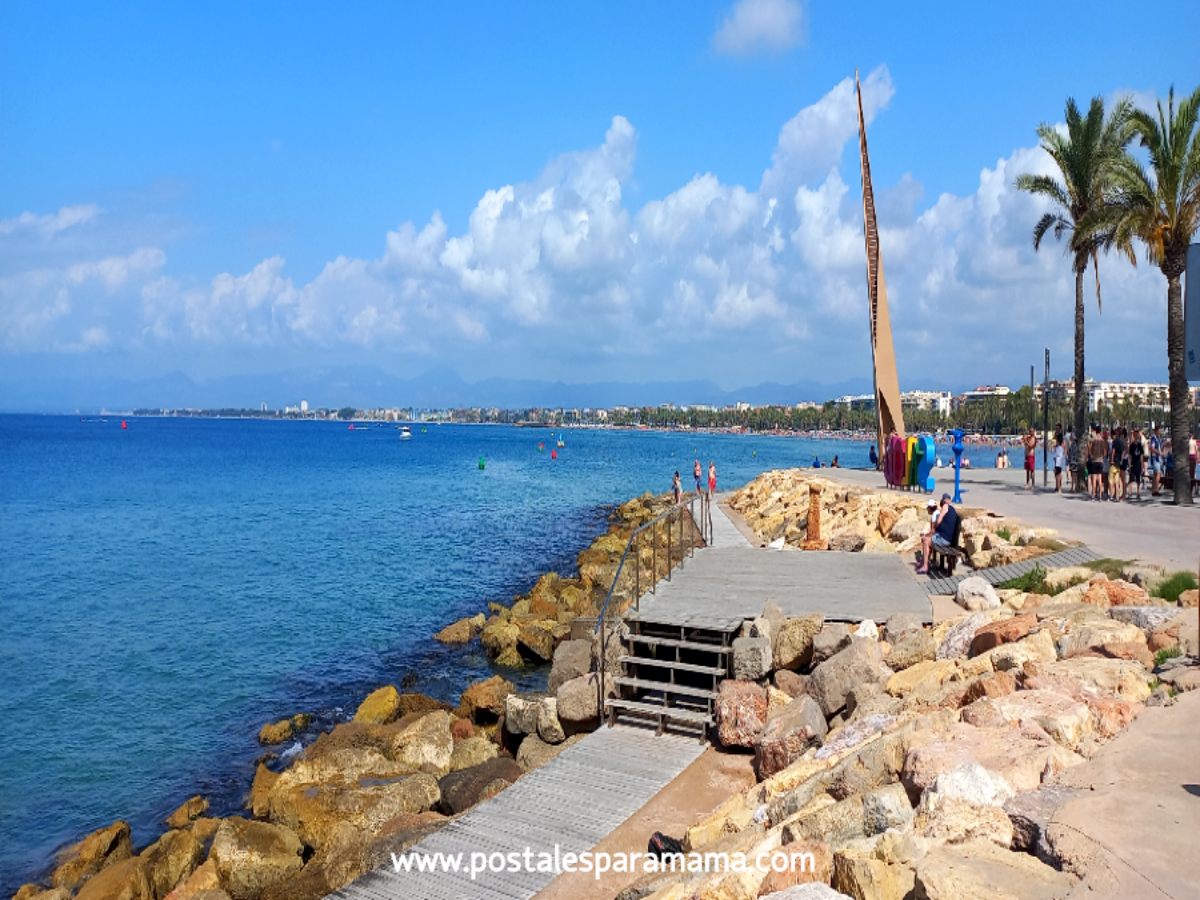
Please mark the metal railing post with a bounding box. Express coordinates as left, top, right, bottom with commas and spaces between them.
634, 530, 640, 602
667, 511, 672, 581
651, 520, 658, 594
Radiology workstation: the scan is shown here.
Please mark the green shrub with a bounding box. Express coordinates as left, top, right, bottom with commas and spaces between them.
996, 526, 1012, 542
1152, 571, 1198, 604
998, 564, 1048, 594
1154, 646, 1182, 668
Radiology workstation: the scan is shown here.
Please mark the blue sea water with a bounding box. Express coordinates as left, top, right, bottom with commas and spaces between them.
0, 415, 870, 891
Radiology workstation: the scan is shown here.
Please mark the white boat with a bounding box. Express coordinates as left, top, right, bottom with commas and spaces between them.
399, 426, 412, 440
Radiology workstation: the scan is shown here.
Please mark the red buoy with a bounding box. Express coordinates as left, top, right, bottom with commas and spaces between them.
551, 450, 557, 460
120, 420, 127, 430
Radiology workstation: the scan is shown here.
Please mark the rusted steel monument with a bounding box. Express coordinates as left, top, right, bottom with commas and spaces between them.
856, 71, 906, 461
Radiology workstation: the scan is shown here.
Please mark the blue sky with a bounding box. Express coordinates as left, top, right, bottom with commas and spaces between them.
2, 0, 1198, 408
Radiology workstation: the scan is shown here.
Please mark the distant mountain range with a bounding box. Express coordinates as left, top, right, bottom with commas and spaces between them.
0, 362, 984, 413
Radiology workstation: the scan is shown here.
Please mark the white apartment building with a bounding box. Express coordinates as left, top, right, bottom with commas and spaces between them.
901, 390, 953, 417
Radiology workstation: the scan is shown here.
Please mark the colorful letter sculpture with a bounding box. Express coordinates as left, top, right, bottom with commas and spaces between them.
885, 433, 937, 493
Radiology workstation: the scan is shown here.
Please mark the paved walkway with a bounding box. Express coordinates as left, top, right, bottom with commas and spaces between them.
818, 467, 1199, 572
706, 492, 752, 548
331, 725, 704, 900
1057, 690, 1200, 899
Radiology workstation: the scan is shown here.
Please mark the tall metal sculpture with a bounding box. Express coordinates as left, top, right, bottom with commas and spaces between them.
855, 71, 905, 461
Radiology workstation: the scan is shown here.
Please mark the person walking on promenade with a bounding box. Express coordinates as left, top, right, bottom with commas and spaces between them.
672, 471, 682, 504
708, 461, 717, 495
1053, 436, 1065, 493
1190, 430, 1198, 489
869, 443, 879, 470
1129, 428, 1145, 500
1067, 430, 1082, 493
1023, 426, 1037, 490
1111, 426, 1128, 501
693, 459, 703, 496
1087, 425, 1107, 500
1149, 425, 1164, 496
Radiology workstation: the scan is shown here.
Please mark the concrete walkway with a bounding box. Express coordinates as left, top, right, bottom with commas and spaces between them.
1057, 691, 1200, 899
818, 467, 1199, 572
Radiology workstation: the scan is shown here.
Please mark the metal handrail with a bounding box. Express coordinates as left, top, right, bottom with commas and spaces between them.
594, 491, 711, 717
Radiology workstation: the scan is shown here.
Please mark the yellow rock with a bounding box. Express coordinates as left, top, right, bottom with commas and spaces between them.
164, 795, 209, 829
886, 660, 960, 697
353, 686, 402, 724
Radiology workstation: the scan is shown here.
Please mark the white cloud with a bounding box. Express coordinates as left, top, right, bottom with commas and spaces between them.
0, 66, 1176, 387
0, 204, 99, 239
713, 0, 805, 58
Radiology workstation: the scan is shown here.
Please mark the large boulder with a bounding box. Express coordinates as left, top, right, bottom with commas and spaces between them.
754, 695, 828, 779
504, 694, 557, 737
161, 858, 224, 900
555, 673, 611, 724
774, 615, 825, 670
902, 722, 1081, 796
448, 735, 498, 771
139, 828, 205, 898
257, 713, 312, 745
936, 612, 996, 660
459, 675, 513, 724
390, 710, 454, 774
714, 680, 769, 748
886, 629, 937, 671
267, 774, 440, 853
73, 858, 153, 900
732, 635, 773, 680
1081, 578, 1150, 608
955, 577, 1001, 612
968, 614, 1036, 657
438, 757, 523, 814
433, 612, 486, 644
832, 849, 914, 900
811, 624, 853, 665
515, 733, 584, 770
913, 839, 1074, 899
547, 639, 592, 692
51, 821, 133, 892
989, 690, 1094, 752
1058, 620, 1150, 665
209, 818, 304, 900
164, 796, 210, 829
915, 792, 1014, 847
809, 640, 887, 717
1107, 605, 1181, 634
516, 621, 557, 662
354, 686, 402, 724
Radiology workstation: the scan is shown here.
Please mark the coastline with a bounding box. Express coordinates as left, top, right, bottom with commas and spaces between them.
8, 490, 672, 900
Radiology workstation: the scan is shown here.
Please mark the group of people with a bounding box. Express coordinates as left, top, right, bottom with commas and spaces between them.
1054, 423, 1197, 501
672, 459, 717, 502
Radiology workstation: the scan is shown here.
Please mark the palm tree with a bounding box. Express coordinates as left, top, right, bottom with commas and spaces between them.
1097, 86, 1200, 503
1016, 97, 1133, 459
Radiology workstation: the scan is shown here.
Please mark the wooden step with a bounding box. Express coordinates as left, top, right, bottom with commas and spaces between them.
626, 634, 732, 654
613, 676, 717, 699
605, 699, 712, 725
618, 655, 726, 676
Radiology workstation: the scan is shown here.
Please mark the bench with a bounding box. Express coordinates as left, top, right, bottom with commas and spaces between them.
926, 515, 966, 577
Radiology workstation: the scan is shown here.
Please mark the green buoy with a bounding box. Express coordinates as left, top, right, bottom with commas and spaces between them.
478, 457, 486, 470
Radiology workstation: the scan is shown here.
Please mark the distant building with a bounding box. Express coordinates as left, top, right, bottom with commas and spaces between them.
955, 385, 1012, 409
901, 390, 952, 417
734, 401, 751, 412
300, 400, 309, 414
834, 394, 876, 412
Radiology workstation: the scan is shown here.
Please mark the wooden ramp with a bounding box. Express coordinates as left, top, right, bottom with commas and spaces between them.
329, 725, 704, 900
706, 494, 752, 548
921, 545, 1102, 596
629, 546, 933, 625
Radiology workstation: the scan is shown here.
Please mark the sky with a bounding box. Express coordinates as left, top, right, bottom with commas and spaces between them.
2, 0, 1199, 410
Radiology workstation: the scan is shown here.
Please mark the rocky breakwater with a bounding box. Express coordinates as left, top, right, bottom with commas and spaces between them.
12, 492, 687, 900
729, 469, 1065, 567
13, 643, 619, 900
614, 575, 1198, 900
435, 491, 688, 667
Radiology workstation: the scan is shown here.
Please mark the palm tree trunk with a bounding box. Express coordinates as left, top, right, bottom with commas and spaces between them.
1073, 268, 1086, 485
1165, 268, 1193, 505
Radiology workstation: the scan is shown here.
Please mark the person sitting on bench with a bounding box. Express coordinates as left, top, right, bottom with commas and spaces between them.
917, 493, 958, 575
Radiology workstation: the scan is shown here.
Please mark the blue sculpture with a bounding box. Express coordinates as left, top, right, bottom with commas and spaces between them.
951, 428, 965, 503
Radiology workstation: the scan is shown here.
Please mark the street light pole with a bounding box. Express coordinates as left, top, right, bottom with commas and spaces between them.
1043, 349, 1050, 488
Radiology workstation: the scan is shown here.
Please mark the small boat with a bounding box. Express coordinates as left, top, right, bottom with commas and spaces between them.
400, 426, 412, 440
556, 437, 566, 448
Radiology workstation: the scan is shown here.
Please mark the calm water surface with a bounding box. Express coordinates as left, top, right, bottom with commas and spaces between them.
0, 415, 872, 890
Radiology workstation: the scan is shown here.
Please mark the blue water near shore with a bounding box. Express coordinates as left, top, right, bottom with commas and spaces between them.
0, 415, 870, 891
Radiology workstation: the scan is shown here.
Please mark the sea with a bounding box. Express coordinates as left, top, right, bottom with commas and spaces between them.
0, 415, 875, 891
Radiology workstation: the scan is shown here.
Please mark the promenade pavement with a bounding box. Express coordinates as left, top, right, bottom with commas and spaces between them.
818, 465, 1199, 573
